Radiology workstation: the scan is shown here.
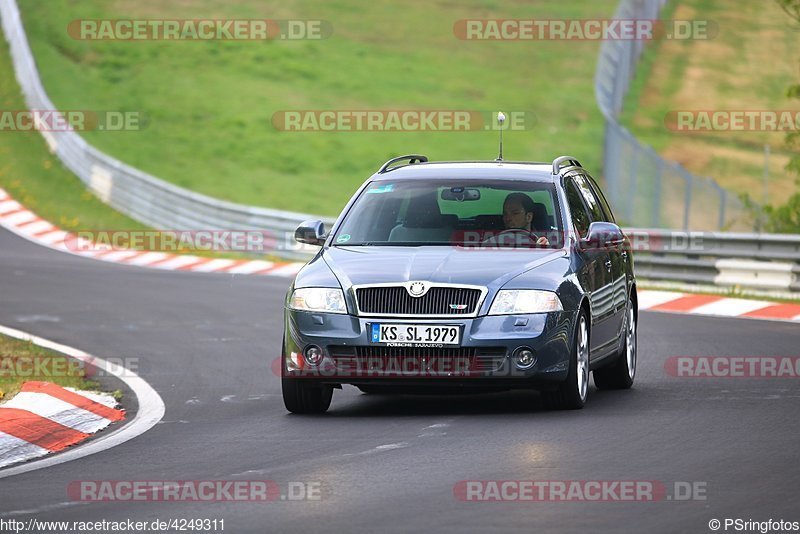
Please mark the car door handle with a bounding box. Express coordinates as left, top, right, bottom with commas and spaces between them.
604, 259, 612, 271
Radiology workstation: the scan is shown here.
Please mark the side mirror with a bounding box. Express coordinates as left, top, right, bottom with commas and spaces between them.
295, 219, 326, 246
581, 222, 624, 251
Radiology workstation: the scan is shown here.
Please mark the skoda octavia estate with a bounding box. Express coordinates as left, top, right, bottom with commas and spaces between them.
282, 155, 637, 413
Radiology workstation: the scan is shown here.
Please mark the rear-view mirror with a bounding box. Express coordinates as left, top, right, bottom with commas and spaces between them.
441, 187, 481, 201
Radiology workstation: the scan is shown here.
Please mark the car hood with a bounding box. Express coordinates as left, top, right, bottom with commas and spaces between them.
321, 246, 567, 292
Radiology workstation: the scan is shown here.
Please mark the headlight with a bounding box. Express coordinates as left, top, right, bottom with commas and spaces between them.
488, 290, 563, 315
289, 288, 347, 314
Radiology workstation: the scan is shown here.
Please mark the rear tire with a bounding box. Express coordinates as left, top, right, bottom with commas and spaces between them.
593, 299, 636, 390
282, 378, 333, 414
543, 312, 588, 410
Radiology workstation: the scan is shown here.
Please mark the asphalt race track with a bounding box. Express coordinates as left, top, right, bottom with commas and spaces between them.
1, 226, 798, 533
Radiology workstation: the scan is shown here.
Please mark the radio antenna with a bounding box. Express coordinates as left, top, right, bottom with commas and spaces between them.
495, 111, 506, 161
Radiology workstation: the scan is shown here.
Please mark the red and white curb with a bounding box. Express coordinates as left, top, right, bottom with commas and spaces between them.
0, 381, 124, 468
639, 290, 800, 323
0, 325, 165, 479
0, 187, 305, 277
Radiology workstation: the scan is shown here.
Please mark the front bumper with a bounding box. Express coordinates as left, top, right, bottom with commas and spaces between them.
282, 309, 577, 387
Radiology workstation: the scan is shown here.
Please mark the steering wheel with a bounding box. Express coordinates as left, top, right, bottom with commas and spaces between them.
497, 228, 537, 238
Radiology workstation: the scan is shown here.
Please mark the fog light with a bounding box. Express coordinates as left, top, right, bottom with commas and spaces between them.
514, 347, 536, 370
304, 345, 324, 366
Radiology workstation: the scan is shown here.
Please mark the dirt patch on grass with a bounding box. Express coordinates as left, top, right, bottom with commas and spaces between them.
662, 140, 795, 201
629, 0, 800, 203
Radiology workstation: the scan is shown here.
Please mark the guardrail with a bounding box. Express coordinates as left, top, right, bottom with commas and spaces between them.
628, 229, 800, 293
0, 0, 333, 261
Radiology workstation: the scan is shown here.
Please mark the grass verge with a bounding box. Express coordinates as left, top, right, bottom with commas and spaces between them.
0, 39, 150, 236
0, 333, 100, 402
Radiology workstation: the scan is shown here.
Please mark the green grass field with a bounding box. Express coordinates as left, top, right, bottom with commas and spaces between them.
11, 0, 618, 217
0, 334, 99, 402
621, 0, 800, 204
0, 38, 149, 235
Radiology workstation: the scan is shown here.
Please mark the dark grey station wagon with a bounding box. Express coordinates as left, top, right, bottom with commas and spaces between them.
282, 155, 637, 413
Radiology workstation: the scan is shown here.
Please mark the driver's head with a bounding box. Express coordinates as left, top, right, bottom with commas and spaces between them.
503, 193, 535, 231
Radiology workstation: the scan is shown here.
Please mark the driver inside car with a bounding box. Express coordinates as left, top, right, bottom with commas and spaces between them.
483, 192, 550, 247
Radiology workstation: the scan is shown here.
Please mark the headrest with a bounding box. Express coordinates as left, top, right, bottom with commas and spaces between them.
404, 193, 444, 228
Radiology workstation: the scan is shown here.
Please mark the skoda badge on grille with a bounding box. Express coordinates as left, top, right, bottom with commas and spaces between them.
407, 281, 427, 297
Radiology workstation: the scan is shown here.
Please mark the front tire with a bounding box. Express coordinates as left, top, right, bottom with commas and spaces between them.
282, 378, 333, 414
543, 312, 589, 410
593, 300, 636, 390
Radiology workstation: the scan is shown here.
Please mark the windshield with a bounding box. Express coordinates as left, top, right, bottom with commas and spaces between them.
331, 179, 564, 248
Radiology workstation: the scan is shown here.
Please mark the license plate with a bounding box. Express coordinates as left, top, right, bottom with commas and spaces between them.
370, 324, 460, 345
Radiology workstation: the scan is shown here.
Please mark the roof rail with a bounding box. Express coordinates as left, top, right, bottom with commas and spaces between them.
378, 154, 428, 173
551, 155, 582, 175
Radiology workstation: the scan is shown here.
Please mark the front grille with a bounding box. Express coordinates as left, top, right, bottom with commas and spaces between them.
355, 286, 483, 316
329, 346, 506, 373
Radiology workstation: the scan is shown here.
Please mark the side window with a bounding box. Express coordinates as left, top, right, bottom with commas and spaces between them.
565, 179, 591, 237
584, 174, 617, 223
574, 174, 606, 222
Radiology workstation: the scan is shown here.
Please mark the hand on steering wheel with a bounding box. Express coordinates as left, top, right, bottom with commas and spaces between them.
499, 228, 549, 246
